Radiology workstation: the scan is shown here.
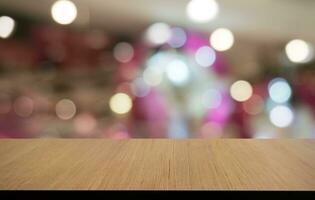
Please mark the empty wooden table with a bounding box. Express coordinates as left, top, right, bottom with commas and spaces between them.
0, 139, 315, 190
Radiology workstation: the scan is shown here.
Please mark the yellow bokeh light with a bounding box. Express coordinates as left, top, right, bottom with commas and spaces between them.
230, 80, 253, 102
109, 93, 132, 114
210, 28, 234, 51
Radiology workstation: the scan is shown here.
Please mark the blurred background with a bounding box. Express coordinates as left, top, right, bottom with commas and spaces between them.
0, 0, 315, 139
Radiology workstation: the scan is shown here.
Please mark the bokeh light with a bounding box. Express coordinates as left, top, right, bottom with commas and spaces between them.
186, 0, 219, 23
166, 59, 190, 86
74, 113, 97, 135
195, 46, 216, 67
285, 39, 314, 63
0, 16, 15, 39
210, 28, 234, 51
13, 96, 34, 118
269, 105, 294, 128
113, 42, 134, 63
145, 22, 171, 46
55, 99, 76, 120
268, 78, 292, 104
230, 80, 253, 102
109, 93, 132, 114
167, 27, 187, 48
51, 0, 77, 25
131, 77, 151, 97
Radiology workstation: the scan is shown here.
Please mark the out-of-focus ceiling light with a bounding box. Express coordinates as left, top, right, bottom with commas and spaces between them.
210, 28, 234, 51
285, 39, 314, 63
0, 16, 15, 39
145, 22, 171, 46
51, 0, 78, 25
186, 0, 219, 23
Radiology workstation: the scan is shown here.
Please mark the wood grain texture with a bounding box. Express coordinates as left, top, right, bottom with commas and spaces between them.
0, 139, 315, 190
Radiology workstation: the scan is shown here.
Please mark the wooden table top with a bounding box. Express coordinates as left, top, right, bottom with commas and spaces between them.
0, 139, 315, 190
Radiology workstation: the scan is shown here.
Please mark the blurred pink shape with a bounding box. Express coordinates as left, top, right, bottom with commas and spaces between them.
74, 112, 97, 136
132, 88, 168, 121
131, 88, 169, 137
212, 52, 228, 75
200, 121, 223, 138
204, 91, 234, 125
183, 31, 208, 54
111, 131, 130, 139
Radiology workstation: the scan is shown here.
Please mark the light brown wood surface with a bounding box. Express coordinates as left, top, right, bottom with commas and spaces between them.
0, 139, 315, 190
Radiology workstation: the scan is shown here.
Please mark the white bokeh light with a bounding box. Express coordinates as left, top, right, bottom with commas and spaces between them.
166, 60, 190, 86
210, 28, 234, 51
167, 27, 187, 48
285, 39, 314, 63
268, 78, 292, 104
113, 42, 134, 63
269, 105, 294, 128
51, 0, 77, 25
186, 0, 219, 23
0, 16, 15, 39
195, 46, 216, 67
131, 77, 151, 97
55, 99, 76, 120
145, 23, 171, 46
230, 80, 253, 102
